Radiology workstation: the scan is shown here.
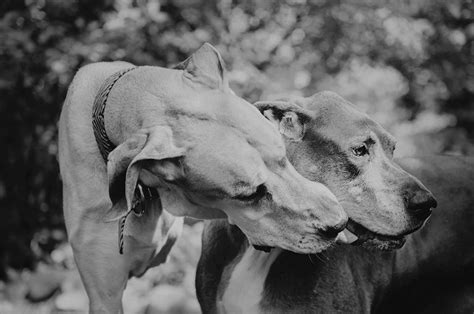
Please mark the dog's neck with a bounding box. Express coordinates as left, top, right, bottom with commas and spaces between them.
217, 241, 282, 314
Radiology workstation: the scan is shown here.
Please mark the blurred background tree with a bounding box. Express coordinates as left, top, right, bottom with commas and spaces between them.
0, 0, 472, 277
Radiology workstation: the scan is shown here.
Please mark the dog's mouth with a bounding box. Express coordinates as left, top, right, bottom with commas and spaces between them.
336, 219, 407, 250
253, 244, 274, 252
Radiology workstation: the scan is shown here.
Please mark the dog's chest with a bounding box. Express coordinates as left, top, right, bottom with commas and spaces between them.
217, 247, 281, 314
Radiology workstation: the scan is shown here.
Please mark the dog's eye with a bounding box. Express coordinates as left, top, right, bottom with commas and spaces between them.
352, 144, 369, 157
234, 184, 267, 203
391, 144, 396, 154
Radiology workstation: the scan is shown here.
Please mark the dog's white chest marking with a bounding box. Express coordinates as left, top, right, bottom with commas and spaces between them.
218, 247, 281, 314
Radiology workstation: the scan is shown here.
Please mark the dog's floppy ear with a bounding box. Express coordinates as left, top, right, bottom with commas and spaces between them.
254, 100, 313, 141
106, 126, 185, 218
175, 42, 229, 90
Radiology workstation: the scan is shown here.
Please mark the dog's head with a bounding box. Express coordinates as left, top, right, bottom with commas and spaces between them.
105, 44, 347, 254
255, 91, 437, 250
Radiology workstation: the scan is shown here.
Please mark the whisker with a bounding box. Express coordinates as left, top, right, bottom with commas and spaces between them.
316, 254, 326, 264
320, 251, 330, 261
308, 253, 327, 265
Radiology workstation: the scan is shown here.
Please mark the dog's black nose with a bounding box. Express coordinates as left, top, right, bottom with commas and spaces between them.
319, 220, 347, 239
407, 190, 437, 220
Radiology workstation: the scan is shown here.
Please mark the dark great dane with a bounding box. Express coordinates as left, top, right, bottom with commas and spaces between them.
195, 93, 472, 314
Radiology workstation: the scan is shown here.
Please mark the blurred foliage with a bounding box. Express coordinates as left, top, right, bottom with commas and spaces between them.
0, 0, 472, 276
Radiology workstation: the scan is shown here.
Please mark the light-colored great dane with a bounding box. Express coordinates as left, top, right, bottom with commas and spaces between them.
195, 92, 462, 314
58, 44, 348, 313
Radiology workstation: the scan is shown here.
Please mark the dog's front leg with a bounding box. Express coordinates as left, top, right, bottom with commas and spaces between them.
71, 216, 129, 314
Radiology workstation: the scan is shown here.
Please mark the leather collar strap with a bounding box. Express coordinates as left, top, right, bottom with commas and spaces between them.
91, 66, 159, 255
92, 66, 137, 161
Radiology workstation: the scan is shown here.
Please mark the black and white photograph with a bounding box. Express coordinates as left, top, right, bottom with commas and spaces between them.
1, 0, 473, 313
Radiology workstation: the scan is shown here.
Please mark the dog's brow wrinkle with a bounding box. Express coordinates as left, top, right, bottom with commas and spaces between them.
166, 108, 214, 122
